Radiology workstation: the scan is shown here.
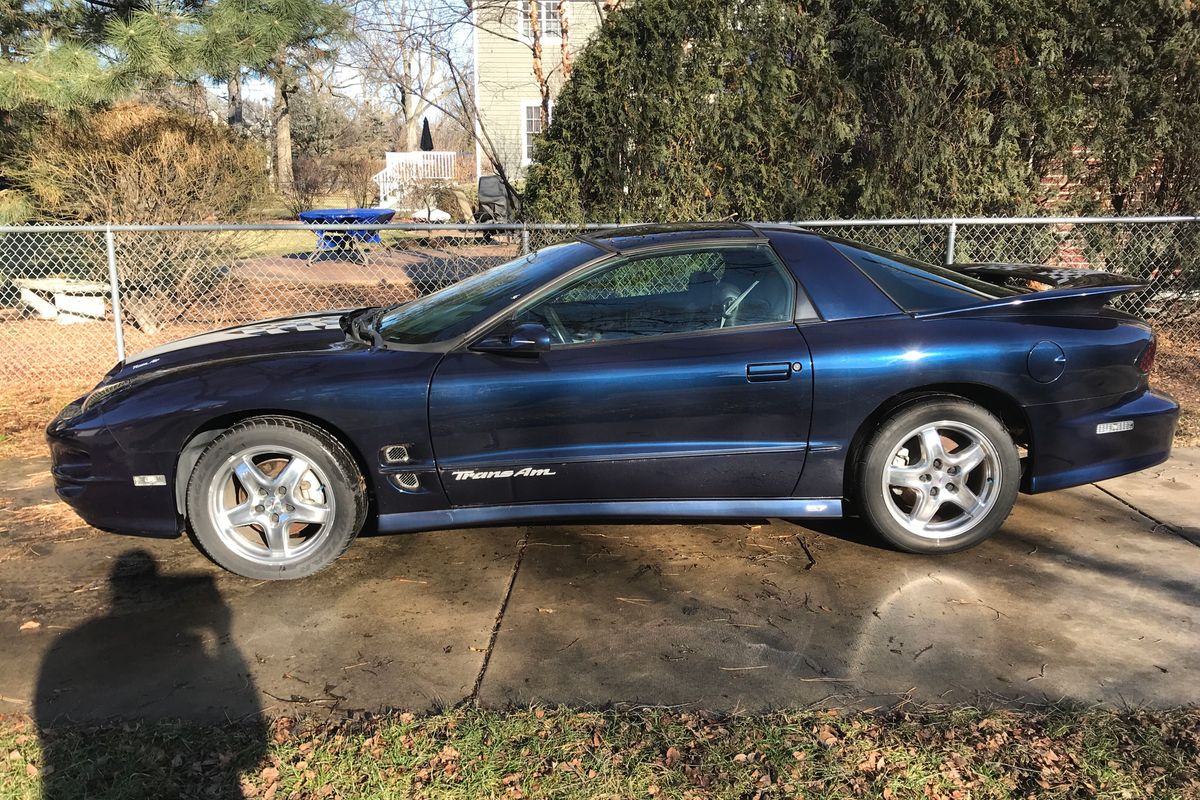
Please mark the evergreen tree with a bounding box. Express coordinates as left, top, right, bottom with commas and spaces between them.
107, 0, 347, 190
525, 0, 1200, 222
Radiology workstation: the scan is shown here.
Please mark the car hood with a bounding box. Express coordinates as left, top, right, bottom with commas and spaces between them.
110, 310, 358, 381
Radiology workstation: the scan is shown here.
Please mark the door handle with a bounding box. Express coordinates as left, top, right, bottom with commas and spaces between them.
746, 362, 794, 382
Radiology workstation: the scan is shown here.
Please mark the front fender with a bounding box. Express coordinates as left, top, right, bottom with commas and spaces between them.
101, 348, 447, 517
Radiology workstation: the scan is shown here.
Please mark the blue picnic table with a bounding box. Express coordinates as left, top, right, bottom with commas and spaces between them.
297, 208, 396, 262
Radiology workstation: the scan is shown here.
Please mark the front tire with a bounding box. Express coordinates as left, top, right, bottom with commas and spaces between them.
857, 398, 1020, 553
185, 416, 367, 579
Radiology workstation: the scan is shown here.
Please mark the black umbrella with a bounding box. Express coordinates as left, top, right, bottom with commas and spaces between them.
419, 118, 433, 151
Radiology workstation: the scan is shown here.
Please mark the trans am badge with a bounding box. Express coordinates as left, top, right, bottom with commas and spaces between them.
451, 467, 557, 481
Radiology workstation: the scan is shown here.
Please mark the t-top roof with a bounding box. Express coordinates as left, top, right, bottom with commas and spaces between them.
579, 222, 768, 252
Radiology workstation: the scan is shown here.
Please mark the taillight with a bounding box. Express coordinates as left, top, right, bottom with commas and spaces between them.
1137, 337, 1157, 374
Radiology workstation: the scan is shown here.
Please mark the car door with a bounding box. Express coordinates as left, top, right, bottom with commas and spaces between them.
428, 243, 815, 506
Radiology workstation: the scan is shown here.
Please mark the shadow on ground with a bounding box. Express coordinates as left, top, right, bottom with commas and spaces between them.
33, 549, 267, 798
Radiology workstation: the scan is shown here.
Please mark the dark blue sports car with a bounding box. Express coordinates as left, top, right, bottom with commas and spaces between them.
47, 224, 1178, 579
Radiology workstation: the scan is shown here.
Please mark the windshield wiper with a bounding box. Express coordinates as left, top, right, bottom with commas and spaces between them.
363, 306, 386, 344
340, 307, 381, 344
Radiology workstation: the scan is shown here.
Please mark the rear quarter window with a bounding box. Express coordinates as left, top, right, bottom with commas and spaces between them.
831, 241, 1002, 313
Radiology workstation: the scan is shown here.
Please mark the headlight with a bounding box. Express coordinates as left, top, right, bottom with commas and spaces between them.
79, 364, 192, 412
81, 379, 137, 412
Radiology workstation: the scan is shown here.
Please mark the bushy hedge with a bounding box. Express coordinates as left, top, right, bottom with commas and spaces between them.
525, 0, 1200, 222
19, 101, 266, 223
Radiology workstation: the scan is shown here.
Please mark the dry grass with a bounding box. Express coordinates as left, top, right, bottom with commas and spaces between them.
1155, 333, 1200, 446
0, 499, 92, 562
2, 706, 1199, 799
0, 381, 91, 460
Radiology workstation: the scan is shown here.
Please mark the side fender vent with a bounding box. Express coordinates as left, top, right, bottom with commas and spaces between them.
382, 444, 412, 464
391, 472, 421, 491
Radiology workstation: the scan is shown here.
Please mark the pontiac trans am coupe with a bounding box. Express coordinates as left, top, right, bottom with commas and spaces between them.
48, 223, 1178, 579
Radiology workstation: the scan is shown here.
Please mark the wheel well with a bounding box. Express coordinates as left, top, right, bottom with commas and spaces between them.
841, 383, 1031, 508
173, 410, 375, 515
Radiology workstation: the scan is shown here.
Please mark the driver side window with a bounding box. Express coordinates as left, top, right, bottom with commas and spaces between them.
516, 246, 795, 345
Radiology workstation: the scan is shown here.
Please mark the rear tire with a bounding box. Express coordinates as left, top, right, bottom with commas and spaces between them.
185, 416, 367, 579
857, 397, 1019, 553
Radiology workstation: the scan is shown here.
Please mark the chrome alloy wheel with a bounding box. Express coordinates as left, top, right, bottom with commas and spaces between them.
880, 420, 1001, 540
208, 445, 336, 566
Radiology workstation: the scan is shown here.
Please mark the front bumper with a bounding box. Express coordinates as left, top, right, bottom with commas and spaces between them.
1023, 387, 1179, 494
46, 401, 181, 538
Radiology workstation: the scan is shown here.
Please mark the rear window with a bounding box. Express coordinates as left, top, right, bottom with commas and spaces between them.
831, 240, 1018, 313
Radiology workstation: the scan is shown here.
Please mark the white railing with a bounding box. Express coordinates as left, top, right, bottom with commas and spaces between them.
374, 151, 458, 205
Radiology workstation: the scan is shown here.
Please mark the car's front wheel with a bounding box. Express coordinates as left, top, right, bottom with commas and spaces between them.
857, 398, 1020, 553
185, 416, 367, 579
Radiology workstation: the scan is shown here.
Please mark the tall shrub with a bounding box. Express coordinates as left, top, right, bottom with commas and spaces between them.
21, 102, 266, 223
17, 102, 268, 330
525, 0, 1200, 223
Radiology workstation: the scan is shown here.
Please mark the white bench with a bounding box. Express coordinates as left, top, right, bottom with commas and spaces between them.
12, 278, 110, 324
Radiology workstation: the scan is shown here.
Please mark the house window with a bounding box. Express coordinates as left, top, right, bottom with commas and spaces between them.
522, 101, 551, 164
519, 0, 561, 39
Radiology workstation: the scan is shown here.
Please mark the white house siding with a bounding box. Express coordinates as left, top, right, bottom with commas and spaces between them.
474, 1, 604, 182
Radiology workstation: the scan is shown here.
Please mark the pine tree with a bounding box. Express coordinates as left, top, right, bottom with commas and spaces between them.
105, 0, 347, 190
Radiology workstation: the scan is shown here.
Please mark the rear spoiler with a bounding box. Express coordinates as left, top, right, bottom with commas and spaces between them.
915, 263, 1145, 319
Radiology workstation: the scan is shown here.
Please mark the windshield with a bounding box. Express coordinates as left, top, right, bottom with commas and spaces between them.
376, 241, 602, 345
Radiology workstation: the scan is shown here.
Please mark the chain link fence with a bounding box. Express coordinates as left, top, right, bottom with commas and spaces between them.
1, 217, 1197, 387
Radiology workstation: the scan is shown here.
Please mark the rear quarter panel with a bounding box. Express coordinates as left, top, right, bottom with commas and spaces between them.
793, 311, 1155, 499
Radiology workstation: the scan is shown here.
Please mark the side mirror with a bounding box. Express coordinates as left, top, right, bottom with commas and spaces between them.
472, 322, 552, 356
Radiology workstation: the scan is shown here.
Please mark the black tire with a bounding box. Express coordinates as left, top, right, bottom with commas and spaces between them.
857, 397, 1020, 554
185, 416, 367, 580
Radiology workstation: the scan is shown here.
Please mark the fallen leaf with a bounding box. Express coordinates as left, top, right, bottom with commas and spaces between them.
261, 766, 280, 785
665, 746, 681, 767
25, 763, 38, 778
18, 621, 39, 632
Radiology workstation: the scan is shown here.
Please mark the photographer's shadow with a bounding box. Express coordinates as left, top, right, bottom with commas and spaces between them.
34, 549, 266, 798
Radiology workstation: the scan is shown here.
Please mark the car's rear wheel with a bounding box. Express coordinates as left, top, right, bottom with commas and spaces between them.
857, 398, 1020, 553
186, 416, 367, 579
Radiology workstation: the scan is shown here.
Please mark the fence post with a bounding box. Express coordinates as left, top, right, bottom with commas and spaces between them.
520, 224, 530, 255
944, 221, 958, 265
105, 224, 126, 363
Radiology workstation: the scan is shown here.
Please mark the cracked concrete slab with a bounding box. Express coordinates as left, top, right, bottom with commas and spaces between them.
2, 451, 1198, 721
0, 519, 522, 722
478, 485, 1200, 710
1099, 447, 1200, 546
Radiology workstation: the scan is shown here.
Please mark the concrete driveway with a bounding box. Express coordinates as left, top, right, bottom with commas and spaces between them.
1, 451, 1197, 722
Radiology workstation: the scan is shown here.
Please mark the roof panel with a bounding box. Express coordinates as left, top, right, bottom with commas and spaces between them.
586, 222, 764, 250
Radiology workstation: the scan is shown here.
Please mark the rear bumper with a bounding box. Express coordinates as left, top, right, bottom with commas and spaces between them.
46, 404, 181, 538
1023, 388, 1179, 494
